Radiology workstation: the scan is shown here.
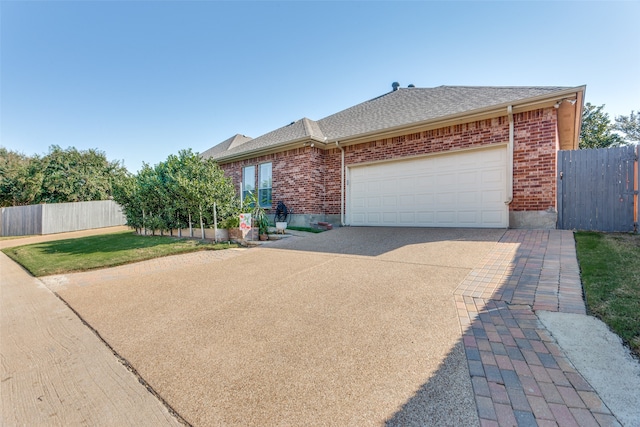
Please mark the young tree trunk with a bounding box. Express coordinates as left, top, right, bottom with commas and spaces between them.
213, 202, 218, 243
189, 212, 193, 237
199, 204, 205, 240
142, 209, 146, 236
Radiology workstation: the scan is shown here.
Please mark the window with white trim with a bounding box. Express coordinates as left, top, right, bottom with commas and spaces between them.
242, 166, 255, 203
258, 162, 272, 208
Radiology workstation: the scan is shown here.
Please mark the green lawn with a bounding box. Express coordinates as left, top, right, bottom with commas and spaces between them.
286, 226, 325, 233
575, 231, 640, 358
2, 231, 237, 277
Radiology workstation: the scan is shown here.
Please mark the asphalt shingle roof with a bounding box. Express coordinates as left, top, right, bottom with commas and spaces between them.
200, 134, 252, 159
204, 85, 575, 161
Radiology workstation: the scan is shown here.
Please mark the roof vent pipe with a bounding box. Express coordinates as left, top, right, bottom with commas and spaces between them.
392, 82, 400, 91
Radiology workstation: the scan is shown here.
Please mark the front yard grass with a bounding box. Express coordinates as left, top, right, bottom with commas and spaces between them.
574, 231, 640, 358
2, 230, 237, 277
286, 226, 325, 233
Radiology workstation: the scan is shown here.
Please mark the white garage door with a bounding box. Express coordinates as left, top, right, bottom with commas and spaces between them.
348, 147, 508, 228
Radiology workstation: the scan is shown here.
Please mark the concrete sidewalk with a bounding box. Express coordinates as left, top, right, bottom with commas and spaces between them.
0, 228, 182, 426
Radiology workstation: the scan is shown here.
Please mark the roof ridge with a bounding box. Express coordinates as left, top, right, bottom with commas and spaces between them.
301, 117, 312, 136
435, 85, 571, 89
301, 117, 325, 140
228, 134, 252, 150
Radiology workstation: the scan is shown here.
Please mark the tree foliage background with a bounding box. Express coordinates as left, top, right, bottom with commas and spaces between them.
580, 103, 639, 149
614, 110, 639, 144
0, 145, 128, 207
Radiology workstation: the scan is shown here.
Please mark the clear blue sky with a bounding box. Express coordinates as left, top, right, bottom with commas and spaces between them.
2, 1, 638, 172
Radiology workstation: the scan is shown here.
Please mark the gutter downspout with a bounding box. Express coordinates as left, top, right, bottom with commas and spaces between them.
336, 141, 345, 226
506, 106, 514, 206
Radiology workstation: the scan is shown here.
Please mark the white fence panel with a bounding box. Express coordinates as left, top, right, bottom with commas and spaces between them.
1, 200, 126, 236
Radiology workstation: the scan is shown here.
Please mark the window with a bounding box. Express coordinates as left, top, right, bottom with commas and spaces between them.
242, 166, 255, 204
258, 162, 272, 208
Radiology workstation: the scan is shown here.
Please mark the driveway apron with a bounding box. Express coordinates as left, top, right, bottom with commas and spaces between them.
41, 227, 503, 426
2, 227, 628, 426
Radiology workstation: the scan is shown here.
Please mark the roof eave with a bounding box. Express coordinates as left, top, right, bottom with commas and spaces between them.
328, 86, 586, 146
216, 85, 586, 162
214, 134, 327, 164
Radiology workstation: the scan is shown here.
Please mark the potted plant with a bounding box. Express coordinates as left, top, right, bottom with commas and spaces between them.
222, 215, 242, 241
244, 192, 270, 240
255, 208, 270, 240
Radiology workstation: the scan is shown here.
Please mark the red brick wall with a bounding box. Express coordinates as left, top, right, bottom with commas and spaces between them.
219, 147, 325, 214
511, 108, 558, 211
342, 117, 509, 166
219, 108, 559, 216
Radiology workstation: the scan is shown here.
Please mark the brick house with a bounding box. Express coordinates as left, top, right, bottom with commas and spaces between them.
202, 84, 585, 229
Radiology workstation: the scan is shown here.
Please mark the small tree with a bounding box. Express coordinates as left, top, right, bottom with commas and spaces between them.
113, 149, 237, 239
580, 103, 625, 149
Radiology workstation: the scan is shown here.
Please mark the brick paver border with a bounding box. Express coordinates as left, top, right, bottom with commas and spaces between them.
455, 230, 621, 427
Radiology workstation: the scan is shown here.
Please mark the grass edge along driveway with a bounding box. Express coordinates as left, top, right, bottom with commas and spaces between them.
574, 231, 640, 358
2, 230, 237, 277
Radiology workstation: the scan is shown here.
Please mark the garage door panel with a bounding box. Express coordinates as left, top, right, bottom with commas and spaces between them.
352, 197, 366, 209
382, 195, 397, 206
417, 175, 434, 187
436, 193, 455, 205
380, 180, 397, 193
398, 195, 414, 208
352, 181, 367, 194
351, 212, 365, 223
458, 211, 480, 224
435, 173, 456, 188
367, 181, 381, 192
397, 177, 414, 190
349, 147, 507, 228
383, 212, 398, 223
458, 171, 478, 185
415, 194, 435, 207
457, 190, 481, 204
482, 169, 503, 184
483, 190, 503, 203
436, 210, 456, 223
399, 212, 416, 223
416, 212, 435, 223
367, 212, 381, 224
482, 211, 505, 225
367, 197, 381, 208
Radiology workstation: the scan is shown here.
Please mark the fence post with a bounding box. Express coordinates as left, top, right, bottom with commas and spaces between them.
635, 145, 639, 233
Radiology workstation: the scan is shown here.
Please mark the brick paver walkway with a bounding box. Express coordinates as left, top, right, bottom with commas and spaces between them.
455, 230, 621, 427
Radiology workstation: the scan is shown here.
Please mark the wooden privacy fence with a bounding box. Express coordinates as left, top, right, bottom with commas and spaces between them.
0, 200, 126, 236
557, 145, 639, 232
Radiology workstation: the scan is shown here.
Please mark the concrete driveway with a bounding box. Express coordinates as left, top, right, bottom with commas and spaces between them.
45, 227, 505, 426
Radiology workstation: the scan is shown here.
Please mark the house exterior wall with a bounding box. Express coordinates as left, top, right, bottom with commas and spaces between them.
219, 147, 325, 216
218, 107, 559, 228
511, 108, 558, 211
